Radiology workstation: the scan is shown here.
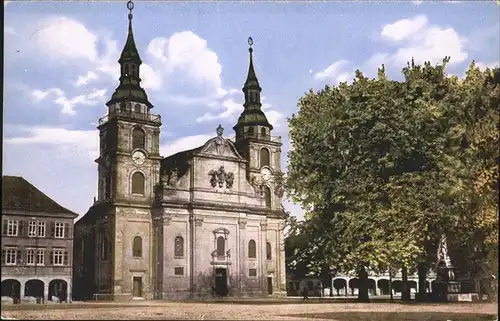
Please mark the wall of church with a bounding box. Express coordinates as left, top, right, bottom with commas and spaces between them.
113, 206, 152, 300
160, 208, 191, 299
159, 206, 276, 299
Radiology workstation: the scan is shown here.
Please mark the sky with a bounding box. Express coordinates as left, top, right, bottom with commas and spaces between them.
3, 0, 499, 221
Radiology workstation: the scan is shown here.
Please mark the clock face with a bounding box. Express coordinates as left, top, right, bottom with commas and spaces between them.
261, 167, 272, 181
132, 150, 146, 166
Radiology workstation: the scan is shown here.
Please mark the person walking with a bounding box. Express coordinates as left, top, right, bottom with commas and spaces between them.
302, 285, 309, 300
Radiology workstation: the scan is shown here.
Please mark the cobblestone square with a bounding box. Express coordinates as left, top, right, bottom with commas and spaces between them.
1, 300, 497, 320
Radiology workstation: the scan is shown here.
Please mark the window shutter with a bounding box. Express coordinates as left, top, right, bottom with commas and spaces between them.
1, 250, 6, 265
50, 222, 55, 237
64, 223, 69, 239
49, 251, 54, 265
64, 251, 69, 265
2, 220, 7, 235
18, 220, 24, 236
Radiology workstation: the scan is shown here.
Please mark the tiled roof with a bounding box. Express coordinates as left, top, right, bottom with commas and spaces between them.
1, 176, 78, 217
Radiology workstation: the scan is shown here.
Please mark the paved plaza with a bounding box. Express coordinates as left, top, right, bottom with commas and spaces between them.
1, 299, 497, 320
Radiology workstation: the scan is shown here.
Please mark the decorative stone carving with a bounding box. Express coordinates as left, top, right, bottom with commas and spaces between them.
195, 217, 204, 227
260, 222, 268, 231
208, 166, 234, 188
213, 227, 230, 236
238, 218, 247, 229
250, 175, 263, 195
214, 124, 229, 155
437, 234, 451, 267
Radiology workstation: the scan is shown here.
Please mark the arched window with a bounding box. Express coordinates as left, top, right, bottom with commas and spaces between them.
131, 64, 137, 76
131, 172, 145, 195
260, 127, 267, 137
134, 104, 141, 114
263, 186, 272, 208
247, 127, 254, 136
260, 148, 270, 168
133, 236, 142, 257
132, 127, 145, 149
266, 242, 272, 260
216, 236, 225, 257
124, 64, 130, 76
174, 236, 184, 257
248, 239, 256, 258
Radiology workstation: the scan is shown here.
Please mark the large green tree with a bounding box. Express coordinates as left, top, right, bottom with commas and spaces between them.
286, 58, 499, 302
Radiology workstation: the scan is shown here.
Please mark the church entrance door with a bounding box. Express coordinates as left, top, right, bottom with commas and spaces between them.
214, 268, 228, 297
267, 277, 273, 295
133, 277, 142, 298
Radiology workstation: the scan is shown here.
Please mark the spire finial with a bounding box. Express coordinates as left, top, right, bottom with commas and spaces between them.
248, 37, 254, 54
127, 0, 134, 21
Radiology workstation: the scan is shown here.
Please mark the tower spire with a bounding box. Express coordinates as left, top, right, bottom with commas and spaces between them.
120, 0, 141, 64
233, 37, 272, 135
244, 37, 259, 88
106, 0, 153, 109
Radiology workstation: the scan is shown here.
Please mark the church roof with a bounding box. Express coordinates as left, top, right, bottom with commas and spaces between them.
2, 176, 78, 217
161, 125, 245, 173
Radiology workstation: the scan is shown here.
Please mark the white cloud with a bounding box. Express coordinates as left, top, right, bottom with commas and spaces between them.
5, 126, 98, 160
160, 134, 213, 157
31, 87, 107, 115
266, 110, 284, 128
141, 64, 162, 90
31, 87, 64, 102
33, 17, 98, 62
314, 60, 350, 83
74, 71, 99, 87
4, 26, 16, 35
476, 61, 499, 70
196, 98, 243, 123
146, 31, 225, 99
381, 15, 428, 42
316, 15, 468, 83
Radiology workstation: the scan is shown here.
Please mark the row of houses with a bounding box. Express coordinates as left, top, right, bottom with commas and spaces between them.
1, 176, 77, 303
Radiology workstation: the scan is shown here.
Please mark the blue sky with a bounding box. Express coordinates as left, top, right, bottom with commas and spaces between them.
3, 0, 499, 220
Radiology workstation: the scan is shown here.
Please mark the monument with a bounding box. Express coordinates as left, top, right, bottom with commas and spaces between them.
432, 235, 461, 301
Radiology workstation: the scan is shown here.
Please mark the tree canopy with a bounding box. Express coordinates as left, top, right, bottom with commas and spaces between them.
286, 58, 499, 300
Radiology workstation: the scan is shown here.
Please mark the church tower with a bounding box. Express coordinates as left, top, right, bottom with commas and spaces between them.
233, 37, 284, 211
94, 0, 160, 299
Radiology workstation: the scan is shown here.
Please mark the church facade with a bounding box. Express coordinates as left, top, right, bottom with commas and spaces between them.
73, 2, 287, 300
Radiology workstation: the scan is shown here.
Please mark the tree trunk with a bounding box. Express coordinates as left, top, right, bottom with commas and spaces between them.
357, 266, 370, 302
401, 265, 411, 301
417, 263, 428, 302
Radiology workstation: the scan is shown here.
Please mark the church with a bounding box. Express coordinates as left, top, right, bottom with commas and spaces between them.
73, 1, 287, 300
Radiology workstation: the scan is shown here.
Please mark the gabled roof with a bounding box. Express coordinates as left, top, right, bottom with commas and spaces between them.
1, 176, 79, 217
